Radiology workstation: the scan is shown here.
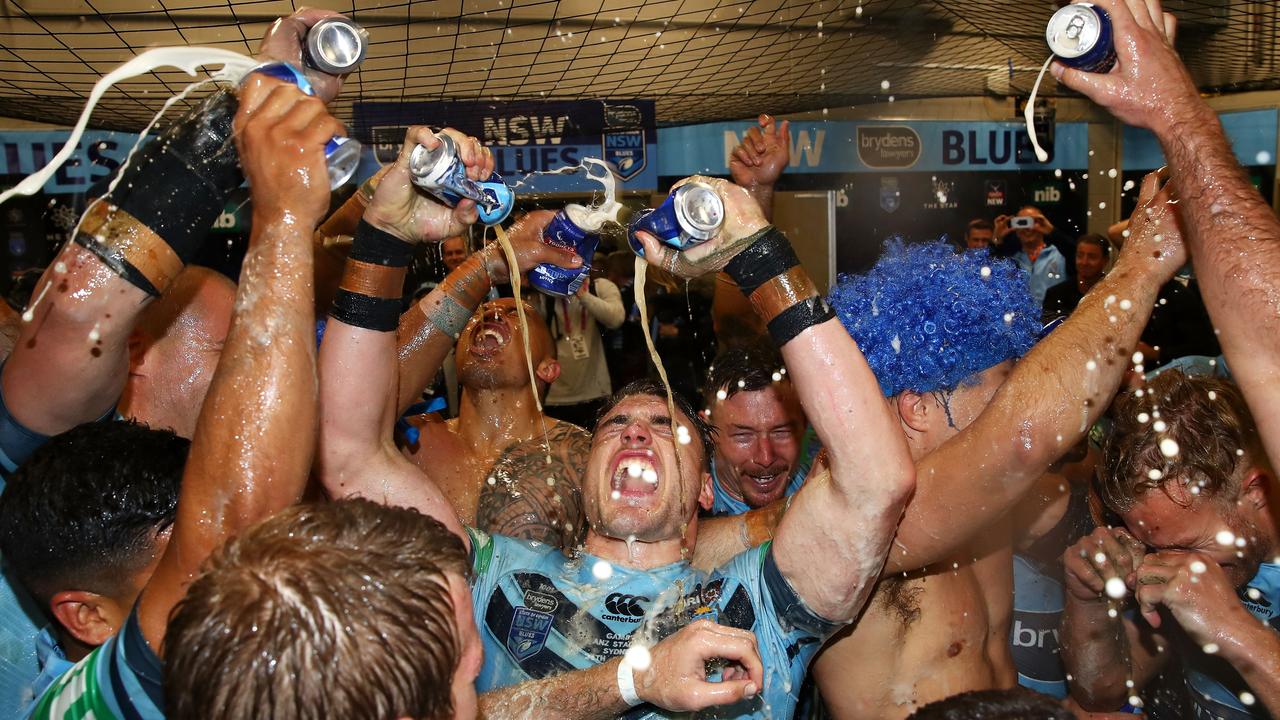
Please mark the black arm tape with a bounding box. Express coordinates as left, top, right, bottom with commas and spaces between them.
97, 90, 243, 265
330, 289, 402, 332
762, 545, 843, 637
73, 233, 160, 296
767, 296, 835, 347
723, 226, 799, 296
350, 220, 414, 268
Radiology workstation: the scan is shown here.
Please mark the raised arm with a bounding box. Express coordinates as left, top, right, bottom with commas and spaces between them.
0, 9, 344, 461
135, 74, 340, 648
634, 176, 915, 623
887, 173, 1185, 572
1054, 0, 1280, 464
729, 114, 790, 222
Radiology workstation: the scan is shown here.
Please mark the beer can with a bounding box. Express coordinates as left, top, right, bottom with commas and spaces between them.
409, 135, 515, 226
627, 181, 724, 256
1046, 3, 1116, 73
246, 62, 362, 190
529, 205, 600, 297
305, 17, 368, 75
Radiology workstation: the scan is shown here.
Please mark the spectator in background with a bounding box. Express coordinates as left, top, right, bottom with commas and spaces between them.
997, 205, 1069, 307
964, 218, 995, 251
601, 251, 647, 392
1042, 233, 1110, 323
541, 275, 626, 429
441, 235, 468, 272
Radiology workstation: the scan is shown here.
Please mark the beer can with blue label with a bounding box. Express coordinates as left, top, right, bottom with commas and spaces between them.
408, 134, 515, 226
628, 181, 724, 256
529, 205, 600, 297
245, 62, 362, 189
1046, 3, 1116, 74
305, 17, 368, 75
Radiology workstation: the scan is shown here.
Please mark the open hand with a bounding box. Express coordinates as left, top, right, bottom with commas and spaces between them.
730, 114, 791, 189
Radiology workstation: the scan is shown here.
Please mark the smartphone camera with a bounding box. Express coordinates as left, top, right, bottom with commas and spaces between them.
1010, 216, 1036, 230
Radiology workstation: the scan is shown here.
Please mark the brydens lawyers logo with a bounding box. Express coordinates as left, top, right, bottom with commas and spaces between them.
857, 126, 922, 169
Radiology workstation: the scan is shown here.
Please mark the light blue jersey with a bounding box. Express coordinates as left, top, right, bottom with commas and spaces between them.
468, 528, 839, 719
1010, 554, 1066, 699
708, 429, 821, 517
1183, 563, 1280, 719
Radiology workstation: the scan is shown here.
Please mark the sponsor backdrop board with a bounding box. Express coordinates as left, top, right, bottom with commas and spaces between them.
659, 119, 1090, 275
354, 99, 657, 193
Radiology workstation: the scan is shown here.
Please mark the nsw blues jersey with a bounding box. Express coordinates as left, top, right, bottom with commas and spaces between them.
468, 528, 839, 719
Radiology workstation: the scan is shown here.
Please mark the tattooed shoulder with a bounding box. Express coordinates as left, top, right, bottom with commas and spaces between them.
475, 420, 592, 551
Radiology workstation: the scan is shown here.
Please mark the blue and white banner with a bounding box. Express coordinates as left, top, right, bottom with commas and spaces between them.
0, 130, 152, 195
659, 120, 1092, 176
1123, 109, 1277, 169
354, 99, 657, 193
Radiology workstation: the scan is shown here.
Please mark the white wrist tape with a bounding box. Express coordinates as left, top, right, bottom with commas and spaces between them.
616, 659, 642, 707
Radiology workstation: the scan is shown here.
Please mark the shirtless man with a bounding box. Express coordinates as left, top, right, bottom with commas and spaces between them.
808, 175, 1187, 717
402, 296, 591, 550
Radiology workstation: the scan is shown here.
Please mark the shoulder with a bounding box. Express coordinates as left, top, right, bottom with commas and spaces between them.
593, 278, 620, 295
468, 527, 562, 574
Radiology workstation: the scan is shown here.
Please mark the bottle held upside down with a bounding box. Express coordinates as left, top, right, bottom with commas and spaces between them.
528, 205, 602, 297
1046, 3, 1116, 74
628, 181, 725, 257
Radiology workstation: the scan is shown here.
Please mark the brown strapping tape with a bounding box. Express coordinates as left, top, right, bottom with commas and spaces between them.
81, 202, 184, 293
748, 266, 818, 325
339, 259, 406, 299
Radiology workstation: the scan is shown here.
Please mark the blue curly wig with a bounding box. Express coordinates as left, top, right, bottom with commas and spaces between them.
827, 240, 1039, 398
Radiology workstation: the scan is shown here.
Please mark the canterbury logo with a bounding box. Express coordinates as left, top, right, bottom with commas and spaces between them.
604, 593, 649, 617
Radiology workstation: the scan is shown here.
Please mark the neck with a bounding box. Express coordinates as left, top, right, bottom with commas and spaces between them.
1079, 275, 1100, 293
584, 529, 691, 569
456, 385, 546, 449
1022, 237, 1045, 255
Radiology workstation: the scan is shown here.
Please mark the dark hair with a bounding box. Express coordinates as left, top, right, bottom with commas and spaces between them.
906, 687, 1074, 720
0, 421, 188, 604
965, 218, 993, 236
1101, 370, 1261, 513
165, 499, 469, 720
596, 379, 716, 464
704, 344, 787, 406
1076, 233, 1111, 258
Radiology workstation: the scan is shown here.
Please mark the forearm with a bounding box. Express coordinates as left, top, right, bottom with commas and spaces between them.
313, 185, 371, 314
691, 498, 786, 572
1220, 620, 1280, 717
891, 255, 1166, 570
744, 184, 775, 222
1158, 106, 1280, 458
480, 659, 628, 720
396, 249, 492, 413
1061, 598, 1141, 710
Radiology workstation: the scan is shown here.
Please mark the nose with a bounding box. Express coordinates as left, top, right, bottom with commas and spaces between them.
483, 305, 502, 323
753, 438, 776, 468
621, 420, 651, 448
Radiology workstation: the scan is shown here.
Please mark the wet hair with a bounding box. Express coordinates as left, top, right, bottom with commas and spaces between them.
906, 687, 1074, 720
165, 499, 469, 720
596, 379, 716, 465
1101, 370, 1263, 513
1076, 232, 1111, 258
827, 240, 1039, 398
965, 218, 993, 236
0, 420, 187, 604
704, 344, 788, 406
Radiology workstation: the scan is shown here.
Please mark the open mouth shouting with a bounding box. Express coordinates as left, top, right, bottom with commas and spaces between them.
468, 318, 511, 359
610, 450, 662, 502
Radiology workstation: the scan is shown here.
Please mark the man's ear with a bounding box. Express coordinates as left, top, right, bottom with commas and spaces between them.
895, 390, 930, 434
50, 591, 123, 648
1241, 467, 1272, 511
536, 358, 561, 385
698, 471, 714, 511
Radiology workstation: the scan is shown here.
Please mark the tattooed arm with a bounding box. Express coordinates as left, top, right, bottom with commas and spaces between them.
475, 421, 590, 550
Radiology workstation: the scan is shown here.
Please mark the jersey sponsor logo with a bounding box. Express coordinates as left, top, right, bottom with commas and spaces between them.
523, 589, 558, 614
1010, 612, 1064, 683
603, 593, 649, 621
507, 607, 554, 661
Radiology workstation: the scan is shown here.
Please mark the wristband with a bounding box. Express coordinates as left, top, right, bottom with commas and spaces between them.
616, 659, 642, 707
723, 227, 799, 296
74, 203, 183, 297
350, 220, 414, 267
767, 296, 834, 347
330, 289, 401, 333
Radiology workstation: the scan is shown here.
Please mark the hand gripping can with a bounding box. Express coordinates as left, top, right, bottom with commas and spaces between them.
1046, 3, 1116, 74
304, 17, 368, 75
247, 62, 362, 189
628, 181, 724, 257
529, 205, 600, 297
408, 134, 515, 226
